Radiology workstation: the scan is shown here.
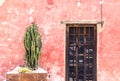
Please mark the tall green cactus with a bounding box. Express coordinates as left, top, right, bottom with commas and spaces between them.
24, 23, 42, 70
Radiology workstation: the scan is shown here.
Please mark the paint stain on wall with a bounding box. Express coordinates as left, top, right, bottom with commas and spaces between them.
47, 0, 54, 5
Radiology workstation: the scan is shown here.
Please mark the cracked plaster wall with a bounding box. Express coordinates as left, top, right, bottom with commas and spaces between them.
0, 0, 120, 81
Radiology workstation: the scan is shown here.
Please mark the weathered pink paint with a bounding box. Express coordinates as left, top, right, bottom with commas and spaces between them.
0, 0, 120, 81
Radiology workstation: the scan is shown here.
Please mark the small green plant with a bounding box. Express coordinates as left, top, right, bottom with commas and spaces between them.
19, 67, 31, 73
24, 23, 42, 70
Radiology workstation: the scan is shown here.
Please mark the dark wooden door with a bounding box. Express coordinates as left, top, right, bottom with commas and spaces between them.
66, 24, 97, 81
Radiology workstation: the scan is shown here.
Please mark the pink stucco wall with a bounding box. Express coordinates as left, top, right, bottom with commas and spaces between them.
0, 0, 120, 81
